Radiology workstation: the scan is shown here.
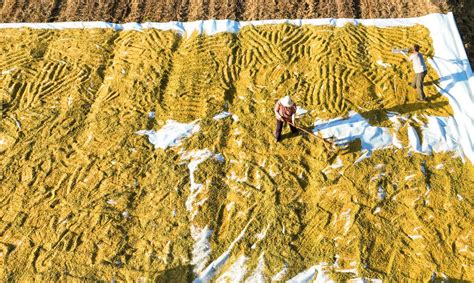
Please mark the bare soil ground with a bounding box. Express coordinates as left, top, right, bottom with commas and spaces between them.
0, 0, 472, 65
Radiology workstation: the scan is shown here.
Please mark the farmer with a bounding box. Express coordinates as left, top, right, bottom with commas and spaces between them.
407, 44, 428, 101
274, 95, 298, 142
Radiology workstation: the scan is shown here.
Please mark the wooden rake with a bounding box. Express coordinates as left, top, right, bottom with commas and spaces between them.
288, 121, 335, 149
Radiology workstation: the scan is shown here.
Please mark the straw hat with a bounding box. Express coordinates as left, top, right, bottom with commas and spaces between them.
280, 95, 294, 107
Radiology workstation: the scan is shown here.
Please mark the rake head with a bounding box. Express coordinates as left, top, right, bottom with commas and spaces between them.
391, 48, 410, 54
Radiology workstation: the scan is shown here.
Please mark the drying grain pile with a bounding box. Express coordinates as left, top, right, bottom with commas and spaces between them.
1, 0, 472, 66
0, 23, 472, 281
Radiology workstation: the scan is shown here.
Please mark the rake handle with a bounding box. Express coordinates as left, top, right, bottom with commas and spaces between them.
287, 121, 333, 146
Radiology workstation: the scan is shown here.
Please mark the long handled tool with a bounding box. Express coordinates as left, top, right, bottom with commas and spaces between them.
392, 48, 409, 54
288, 121, 334, 147
392, 48, 410, 59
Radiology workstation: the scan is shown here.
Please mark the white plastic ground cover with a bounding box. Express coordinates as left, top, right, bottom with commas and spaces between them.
313, 112, 461, 156
2, 13, 470, 161
190, 225, 213, 274
193, 220, 252, 283
313, 112, 397, 152
181, 149, 225, 220
135, 120, 199, 149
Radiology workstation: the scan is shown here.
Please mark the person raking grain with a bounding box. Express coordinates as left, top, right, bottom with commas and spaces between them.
402, 44, 428, 101
274, 95, 298, 142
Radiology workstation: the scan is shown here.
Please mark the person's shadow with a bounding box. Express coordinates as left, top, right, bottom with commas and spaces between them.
425, 57, 472, 97
359, 99, 450, 125
280, 126, 300, 141
429, 277, 470, 283
424, 70, 469, 93
155, 264, 193, 282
